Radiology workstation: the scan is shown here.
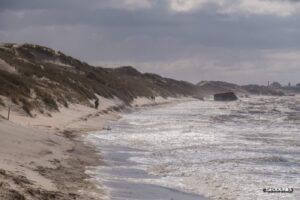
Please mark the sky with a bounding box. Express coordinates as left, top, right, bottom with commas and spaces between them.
0, 0, 300, 85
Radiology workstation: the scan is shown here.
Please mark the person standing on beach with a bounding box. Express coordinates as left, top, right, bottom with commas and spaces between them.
95, 98, 99, 109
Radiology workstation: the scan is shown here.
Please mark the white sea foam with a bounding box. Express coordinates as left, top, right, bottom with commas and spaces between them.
88, 96, 300, 200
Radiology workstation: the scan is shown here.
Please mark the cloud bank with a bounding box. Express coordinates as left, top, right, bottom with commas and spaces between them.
1, 0, 300, 84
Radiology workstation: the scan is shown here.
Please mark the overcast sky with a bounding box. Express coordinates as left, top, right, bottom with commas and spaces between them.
1, 0, 300, 85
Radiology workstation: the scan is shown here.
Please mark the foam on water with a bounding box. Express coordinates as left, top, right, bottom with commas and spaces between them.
87, 96, 300, 200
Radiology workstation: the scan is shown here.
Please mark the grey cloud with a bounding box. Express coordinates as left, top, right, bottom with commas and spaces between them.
0, 0, 299, 84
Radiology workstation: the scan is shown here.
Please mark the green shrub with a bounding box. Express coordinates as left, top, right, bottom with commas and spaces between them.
35, 88, 58, 111
42, 94, 58, 111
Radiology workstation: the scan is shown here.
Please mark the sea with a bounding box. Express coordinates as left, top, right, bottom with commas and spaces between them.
86, 95, 300, 200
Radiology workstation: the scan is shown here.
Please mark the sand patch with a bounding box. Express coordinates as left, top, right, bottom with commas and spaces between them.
0, 59, 16, 74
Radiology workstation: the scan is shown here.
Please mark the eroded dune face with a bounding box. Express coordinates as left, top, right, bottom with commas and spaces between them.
0, 58, 16, 74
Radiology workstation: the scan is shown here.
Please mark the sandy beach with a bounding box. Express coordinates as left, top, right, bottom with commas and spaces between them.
0, 96, 184, 199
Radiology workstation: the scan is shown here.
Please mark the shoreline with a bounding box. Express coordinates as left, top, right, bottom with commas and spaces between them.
0, 101, 121, 199
0, 96, 194, 200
